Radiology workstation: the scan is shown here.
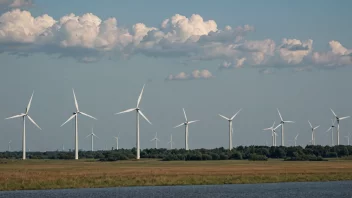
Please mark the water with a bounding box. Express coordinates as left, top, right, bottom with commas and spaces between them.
0, 181, 351, 198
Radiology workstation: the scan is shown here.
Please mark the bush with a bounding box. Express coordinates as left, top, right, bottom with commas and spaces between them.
230, 151, 242, 160
248, 154, 268, 161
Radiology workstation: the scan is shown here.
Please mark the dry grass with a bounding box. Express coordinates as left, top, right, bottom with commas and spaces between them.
0, 159, 352, 191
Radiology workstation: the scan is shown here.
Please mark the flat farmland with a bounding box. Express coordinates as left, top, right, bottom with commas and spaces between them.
0, 159, 352, 191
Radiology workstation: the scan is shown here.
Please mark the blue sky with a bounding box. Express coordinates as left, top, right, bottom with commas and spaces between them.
0, 0, 352, 151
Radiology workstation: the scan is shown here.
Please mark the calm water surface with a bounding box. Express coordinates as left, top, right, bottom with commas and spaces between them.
0, 181, 351, 198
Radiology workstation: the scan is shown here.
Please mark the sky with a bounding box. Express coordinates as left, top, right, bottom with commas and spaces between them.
1, 0, 352, 151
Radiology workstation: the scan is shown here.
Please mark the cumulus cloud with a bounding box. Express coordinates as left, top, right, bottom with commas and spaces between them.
0, 9, 350, 71
166, 69, 214, 81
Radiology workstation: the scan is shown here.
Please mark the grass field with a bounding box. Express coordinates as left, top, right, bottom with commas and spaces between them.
0, 159, 352, 191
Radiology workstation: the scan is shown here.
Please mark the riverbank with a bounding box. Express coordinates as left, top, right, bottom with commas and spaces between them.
1, 159, 351, 191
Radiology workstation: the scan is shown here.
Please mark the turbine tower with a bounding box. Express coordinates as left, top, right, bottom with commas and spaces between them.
294, 133, 299, 146
274, 132, 279, 146
330, 109, 350, 145
277, 108, 295, 146
8, 140, 12, 152
326, 119, 335, 146
115, 84, 152, 160
345, 132, 351, 146
308, 120, 320, 145
174, 108, 199, 150
263, 121, 281, 146
114, 136, 119, 150
5, 91, 42, 160
218, 109, 242, 150
61, 89, 97, 160
167, 134, 175, 149
150, 132, 160, 149
86, 128, 98, 151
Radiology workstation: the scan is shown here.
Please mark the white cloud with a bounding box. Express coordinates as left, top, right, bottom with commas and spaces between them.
0, 0, 33, 8
0, 9, 350, 70
166, 69, 214, 81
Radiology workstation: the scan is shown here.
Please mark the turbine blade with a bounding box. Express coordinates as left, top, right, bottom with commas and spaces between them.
5, 114, 25, 120
26, 91, 34, 114
136, 84, 145, 108
27, 115, 42, 130
218, 114, 229, 120
174, 123, 184, 128
339, 116, 350, 120
115, 108, 135, 115
188, 120, 199, 124
271, 121, 276, 128
284, 120, 295, 123
60, 114, 76, 127
274, 124, 282, 130
277, 108, 283, 121
331, 119, 335, 125
263, 127, 272, 131
93, 133, 99, 139
72, 89, 79, 112
230, 108, 242, 120
330, 108, 337, 117
183, 108, 188, 121
85, 134, 91, 138
139, 110, 152, 125
79, 112, 97, 120
295, 133, 299, 139
326, 127, 332, 133
313, 125, 320, 130
308, 120, 312, 128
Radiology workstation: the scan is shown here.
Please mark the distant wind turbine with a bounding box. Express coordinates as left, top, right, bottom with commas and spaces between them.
277, 108, 295, 146
218, 109, 242, 150
115, 84, 152, 159
8, 140, 11, 152
308, 120, 320, 145
330, 109, 350, 145
150, 132, 160, 149
294, 133, 299, 146
263, 121, 281, 146
326, 119, 335, 146
5, 91, 42, 160
345, 132, 351, 146
167, 134, 175, 149
86, 127, 99, 151
60, 89, 97, 160
174, 108, 199, 150
114, 135, 119, 150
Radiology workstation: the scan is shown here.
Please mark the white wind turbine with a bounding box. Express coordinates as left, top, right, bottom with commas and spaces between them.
345, 132, 351, 146
114, 135, 119, 150
61, 89, 97, 160
150, 132, 160, 149
293, 133, 299, 146
263, 121, 281, 146
330, 109, 350, 145
167, 134, 175, 149
5, 91, 42, 160
174, 108, 199, 150
326, 119, 335, 146
115, 84, 152, 159
86, 128, 98, 151
8, 140, 12, 152
308, 120, 320, 145
218, 109, 242, 150
277, 108, 295, 146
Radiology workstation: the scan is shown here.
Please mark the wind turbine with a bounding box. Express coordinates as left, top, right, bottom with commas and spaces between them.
263, 121, 281, 146
8, 140, 12, 152
330, 109, 350, 145
326, 119, 335, 146
293, 133, 299, 146
61, 89, 97, 160
167, 134, 175, 149
174, 108, 199, 150
345, 132, 351, 146
114, 136, 119, 150
218, 109, 242, 150
150, 132, 160, 149
115, 84, 152, 159
277, 108, 295, 146
308, 120, 320, 145
5, 91, 42, 160
85, 127, 98, 151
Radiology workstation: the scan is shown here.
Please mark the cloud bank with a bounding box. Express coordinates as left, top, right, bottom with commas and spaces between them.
0, 9, 351, 71
166, 69, 213, 81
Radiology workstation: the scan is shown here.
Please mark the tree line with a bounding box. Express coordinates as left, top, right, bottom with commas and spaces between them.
0, 145, 351, 161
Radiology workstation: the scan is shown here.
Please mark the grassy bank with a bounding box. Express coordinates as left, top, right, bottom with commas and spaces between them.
0, 159, 352, 191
